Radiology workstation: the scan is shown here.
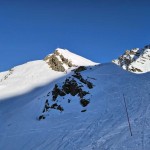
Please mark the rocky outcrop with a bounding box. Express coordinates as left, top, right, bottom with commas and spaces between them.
44, 50, 76, 72
51, 75, 92, 103
112, 45, 150, 73
39, 70, 94, 118
113, 48, 142, 70
0, 69, 14, 82
74, 66, 87, 73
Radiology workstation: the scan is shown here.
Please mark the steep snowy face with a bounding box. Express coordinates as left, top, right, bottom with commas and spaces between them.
112, 45, 150, 73
44, 48, 97, 72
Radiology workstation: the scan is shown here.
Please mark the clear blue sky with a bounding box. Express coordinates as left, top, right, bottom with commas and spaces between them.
0, 0, 150, 71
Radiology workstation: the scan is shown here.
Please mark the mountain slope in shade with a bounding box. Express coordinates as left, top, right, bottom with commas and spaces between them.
112, 44, 150, 73
1, 49, 150, 150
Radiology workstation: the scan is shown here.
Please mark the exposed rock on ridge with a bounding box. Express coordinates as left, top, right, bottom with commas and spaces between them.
112, 44, 150, 73
44, 49, 76, 72
39, 68, 94, 119
44, 48, 98, 72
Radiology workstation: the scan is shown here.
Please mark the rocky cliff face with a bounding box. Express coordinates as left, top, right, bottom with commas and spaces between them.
112, 45, 150, 73
44, 49, 76, 72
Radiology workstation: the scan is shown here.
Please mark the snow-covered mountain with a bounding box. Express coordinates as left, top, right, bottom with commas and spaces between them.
44, 48, 97, 72
112, 44, 150, 73
0, 48, 97, 99
1, 48, 150, 150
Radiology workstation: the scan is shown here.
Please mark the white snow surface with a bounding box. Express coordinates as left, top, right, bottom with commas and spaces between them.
0, 60, 65, 99
53, 48, 98, 66
1, 51, 150, 149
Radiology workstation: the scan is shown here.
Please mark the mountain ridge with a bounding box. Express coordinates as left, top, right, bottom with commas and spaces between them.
112, 44, 150, 73
1, 47, 150, 150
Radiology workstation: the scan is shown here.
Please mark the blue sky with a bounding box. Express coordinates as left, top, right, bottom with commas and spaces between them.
0, 0, 150, 71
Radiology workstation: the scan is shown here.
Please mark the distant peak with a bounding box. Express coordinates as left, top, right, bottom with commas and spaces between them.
112, 44, 150, 73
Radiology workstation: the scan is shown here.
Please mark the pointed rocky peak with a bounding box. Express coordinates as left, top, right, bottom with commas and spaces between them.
44, 48, 97, 72
112, 44, 150, 73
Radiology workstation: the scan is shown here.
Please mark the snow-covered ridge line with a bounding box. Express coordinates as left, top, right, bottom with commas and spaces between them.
0, 60, 66, 99
0, 69, 14, 82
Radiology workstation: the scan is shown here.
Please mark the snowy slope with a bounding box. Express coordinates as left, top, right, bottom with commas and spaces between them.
0, 48, 97, 99
0, 60, 65, 99
112, 45, 150, 73
1, 49, 150, 150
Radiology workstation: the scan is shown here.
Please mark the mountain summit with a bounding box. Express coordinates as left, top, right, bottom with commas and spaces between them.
112, 44, 150, 73
44, 48, 97, 72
